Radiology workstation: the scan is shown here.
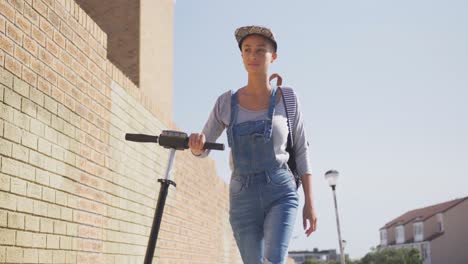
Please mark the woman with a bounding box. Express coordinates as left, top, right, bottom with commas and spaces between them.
189, 25, 317, 264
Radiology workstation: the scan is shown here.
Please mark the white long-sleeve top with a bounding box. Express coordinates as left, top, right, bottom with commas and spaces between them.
194, 89, 312, 177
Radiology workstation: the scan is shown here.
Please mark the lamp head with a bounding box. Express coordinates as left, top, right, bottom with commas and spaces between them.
325, 170, 339, 188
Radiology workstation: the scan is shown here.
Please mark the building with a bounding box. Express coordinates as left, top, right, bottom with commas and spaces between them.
379, 196, 468, 264
289, 248, 339, 263
0, 0, 241, 263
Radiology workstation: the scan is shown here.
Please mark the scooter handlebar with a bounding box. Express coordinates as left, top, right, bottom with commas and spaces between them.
125, 132, 224, 151
125, 133, 159, 143
203, 142, 224, 151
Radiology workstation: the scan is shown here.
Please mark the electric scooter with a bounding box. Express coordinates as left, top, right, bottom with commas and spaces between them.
125, 130, 225, 264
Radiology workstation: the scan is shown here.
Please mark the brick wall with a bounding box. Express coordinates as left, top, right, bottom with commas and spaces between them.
0, 0, 240, 263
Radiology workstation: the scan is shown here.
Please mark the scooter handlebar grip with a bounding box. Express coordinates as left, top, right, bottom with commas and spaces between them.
125, 133, 158, 143
203, 142, 225, 151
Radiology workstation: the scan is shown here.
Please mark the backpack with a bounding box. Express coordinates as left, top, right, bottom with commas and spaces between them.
270, 74, 302, 189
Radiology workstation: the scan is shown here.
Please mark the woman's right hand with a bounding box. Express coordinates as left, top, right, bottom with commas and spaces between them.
188, 133, 206, 156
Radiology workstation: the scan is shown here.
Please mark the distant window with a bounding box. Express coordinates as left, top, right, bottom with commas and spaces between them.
437, 213, 444, 232
380, 229, 387, 245
421, 243, 429, 260
396, 225, 405, 244
414, 222, 424, 241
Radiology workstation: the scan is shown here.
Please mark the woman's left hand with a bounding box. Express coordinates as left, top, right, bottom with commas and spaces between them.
303, 203, 317, 237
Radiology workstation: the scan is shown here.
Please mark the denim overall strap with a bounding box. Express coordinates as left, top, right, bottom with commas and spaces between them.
227, 90, 239, 148
264, 86, 278, 143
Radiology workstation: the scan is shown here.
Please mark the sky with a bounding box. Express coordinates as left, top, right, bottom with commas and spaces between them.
172, 0, 468, 259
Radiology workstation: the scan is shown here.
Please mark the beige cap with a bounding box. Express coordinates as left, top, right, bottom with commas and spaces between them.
235, 25, 277, 51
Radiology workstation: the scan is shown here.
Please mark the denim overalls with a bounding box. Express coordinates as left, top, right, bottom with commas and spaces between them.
227, 87, 299, 264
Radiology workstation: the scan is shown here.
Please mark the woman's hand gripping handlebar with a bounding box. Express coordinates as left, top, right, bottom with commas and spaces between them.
125, 130, 224, 151
188, 133, 209, 156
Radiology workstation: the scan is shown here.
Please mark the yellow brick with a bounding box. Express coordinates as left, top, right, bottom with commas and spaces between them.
8, 212, 24, 229
4, 54, 22, 77
14, 108, 30, 130
18, 162, 35, 181
17, 230, 33, 247
0, 191, 17, 210
0, 246, 5, 262
0, 67, 14, 87
0, 104, 14, 123
47, 204, 61, 220
27, 181, 42, 199
11, 176, 27, 195
22, 97, 37, 118
22, 130, 38, 149
66, 222, 77, 236
60, 236, 72, 250
46, 234, 60, 249
37, 107, 52, 125
0, 138, 12, 157
40, 218, 54, 233
23, 248, 39, 263
35, 169, 50, 185
44, 126, 57, 143
30, 86, 45, 106
51, 144, 65, 161
61, 207, 72, 221
32, 233, 47, 248
0, 173, 10, 191
25, 215, 40, 231
0, 210, 6, 227
0, 228, 15, 245
1, 156, 20, 176
56, 190, 68, 206
29, 149, 45, 168
13, 76, 29, 97
6, 246, 23, 263
33, 200, 47, 216
42, 186, 56, 202
33, 0, 47, 17
38, 137, 52, 155
54, 220, 66, 235
53, 250, 66, 263
6, 19, 23, 44
17, 196, 34, 214
38, 249, 52, 263
12, 143, 29, 162
65, 251, 77, 264
3, 121, 21, 143
4, 87, 21, 110
45, 95, 58, 114
30, 118, 45, 137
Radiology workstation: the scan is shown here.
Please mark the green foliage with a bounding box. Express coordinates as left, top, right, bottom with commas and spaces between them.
326, 256, 358, 264
356, 247, 423, 264
302, 259, 322, 264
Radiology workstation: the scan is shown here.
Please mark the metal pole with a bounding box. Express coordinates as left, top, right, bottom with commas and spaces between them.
143, 149, 177, 264
164, 148, 176, 180
332, 186, 345, 264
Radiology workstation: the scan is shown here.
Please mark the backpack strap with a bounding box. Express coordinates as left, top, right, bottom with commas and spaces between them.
279, 86, 297, 147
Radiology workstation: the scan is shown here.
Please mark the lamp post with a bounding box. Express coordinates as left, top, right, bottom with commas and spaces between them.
325, 170, 345, 264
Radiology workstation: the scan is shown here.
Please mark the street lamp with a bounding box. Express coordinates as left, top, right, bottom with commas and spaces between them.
325, 170, 345, 264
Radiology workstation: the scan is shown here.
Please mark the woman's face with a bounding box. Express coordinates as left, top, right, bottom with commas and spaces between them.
241, 34, 277, 74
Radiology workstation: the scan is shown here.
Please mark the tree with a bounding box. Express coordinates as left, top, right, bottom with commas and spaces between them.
357, 247, 423, 264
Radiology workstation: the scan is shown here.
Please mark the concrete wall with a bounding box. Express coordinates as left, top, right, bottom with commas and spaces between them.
431, 199, 468, 264
386, 225, 396, 245
140, 0, 173, 123
0, 0, 240, 263
424, 214, 439, 240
